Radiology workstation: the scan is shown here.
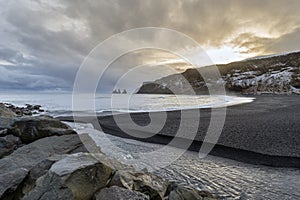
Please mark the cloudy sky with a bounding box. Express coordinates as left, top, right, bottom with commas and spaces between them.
0, 0, 300, 92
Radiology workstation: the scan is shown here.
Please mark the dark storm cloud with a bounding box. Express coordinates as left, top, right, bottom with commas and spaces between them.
0, 65, 69, 91
0, 0, 300, 91
0, 47, 31, 66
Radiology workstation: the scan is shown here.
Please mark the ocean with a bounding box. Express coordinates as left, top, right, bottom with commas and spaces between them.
0, 92, 254, 117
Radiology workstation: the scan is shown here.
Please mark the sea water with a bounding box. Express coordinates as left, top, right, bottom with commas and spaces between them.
0, 92, 254, 117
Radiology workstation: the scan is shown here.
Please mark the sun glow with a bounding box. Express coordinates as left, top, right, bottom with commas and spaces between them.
205, 46, 255, 64
144, 45, 257, 72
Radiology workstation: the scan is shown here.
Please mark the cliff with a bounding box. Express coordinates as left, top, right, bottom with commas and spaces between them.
137, 51, 300, 95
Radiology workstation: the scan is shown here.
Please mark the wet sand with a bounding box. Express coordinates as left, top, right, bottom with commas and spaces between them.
58, 95, 300, 168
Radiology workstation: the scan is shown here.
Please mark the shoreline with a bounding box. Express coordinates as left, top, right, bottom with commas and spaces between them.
58, 95, 300, 168
1, 103, 218, 200
59, 118, 300, 168
1, 97, 299, 199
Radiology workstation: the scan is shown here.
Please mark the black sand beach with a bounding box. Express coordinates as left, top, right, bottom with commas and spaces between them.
59, 95, 300, 168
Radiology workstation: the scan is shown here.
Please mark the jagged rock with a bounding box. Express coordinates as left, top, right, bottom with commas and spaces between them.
95, 186, 150, 200
168, 185, 203, 200
0, 134, 22, 158
13, 155, 68, 200
22, 171, 74, 200
0, 103, 16, 118
3, 157, 67, 200
8, 115, 76, 143
0, 135, 87, 199
0, 168, 29, 199
25, 104, 42, 111
0, 128, 8, 136
0, 117, 13, 132
197, 190, 216, 199
109, 170, 169, 200
23, 153, 125, 200
3, 103, 45, 116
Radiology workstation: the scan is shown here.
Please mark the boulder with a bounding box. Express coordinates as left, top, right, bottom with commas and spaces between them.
23, 153, 125, 200
25, 104, 42, 111
14, 155, 68, 200
0, 134, 87, 199
0, 103, 16, 118
8, 115, 76, 143
0, 129, 8, 137
3, 103, 45, 116
197, 191, 216, 199
22, 171, 74, 200
109, 170, 169, 200
0, 117, 14, 132
0, 134, 22, 158
168, 185, 203, 200
0, 168, 29, 199
3, 158, 67, 200
95, 186, 150, 200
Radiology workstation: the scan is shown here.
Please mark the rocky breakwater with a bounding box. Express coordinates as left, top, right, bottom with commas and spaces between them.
2, 103, 45, 116
0, 104, 218, 200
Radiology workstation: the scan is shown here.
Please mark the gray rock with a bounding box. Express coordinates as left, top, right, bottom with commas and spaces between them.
109, 170, 169, 200
197, 191, 216, 199
23, 171, 74, 200
0, 129, 8, 136
0, 117, 14, 132
8, 115, 76, 143
0, 103, 16, 118
168, 185, 203, 200
3, 103, 45, 116
15, 155, 68, 199
0, 134, 87, 199
0, 168, 29, 199
95, 186, 150, 200
23, 153, 125, 200
0, 134, 21, 158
